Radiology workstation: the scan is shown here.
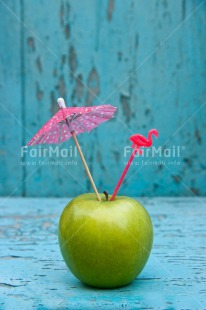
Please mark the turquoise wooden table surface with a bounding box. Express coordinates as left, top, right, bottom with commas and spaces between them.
0, 197, 205, 309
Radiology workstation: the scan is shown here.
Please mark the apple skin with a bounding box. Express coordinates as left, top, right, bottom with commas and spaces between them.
58, 193, 153, 289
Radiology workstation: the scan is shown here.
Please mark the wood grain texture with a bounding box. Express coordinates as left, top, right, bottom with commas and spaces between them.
0, 0, 206, 197
0, 0, 23, 196
0, 197, 206, 309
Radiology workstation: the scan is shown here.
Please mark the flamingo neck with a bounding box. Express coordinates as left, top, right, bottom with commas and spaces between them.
148, 131, 153, 142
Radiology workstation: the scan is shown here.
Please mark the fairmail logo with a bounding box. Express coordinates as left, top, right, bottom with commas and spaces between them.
124, 145, 185, 158
21, 145, 78, 158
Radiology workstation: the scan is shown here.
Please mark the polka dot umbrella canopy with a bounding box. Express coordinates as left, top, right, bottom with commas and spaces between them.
27, 98, 117, 201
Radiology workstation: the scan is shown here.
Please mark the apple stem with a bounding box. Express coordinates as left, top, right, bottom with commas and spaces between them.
103, 191, 109, 201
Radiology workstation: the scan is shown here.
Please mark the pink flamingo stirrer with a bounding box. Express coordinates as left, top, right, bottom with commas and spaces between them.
110, 129, 159, 201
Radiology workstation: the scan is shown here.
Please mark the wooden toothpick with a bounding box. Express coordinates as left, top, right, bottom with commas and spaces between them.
72, 132, 102, 202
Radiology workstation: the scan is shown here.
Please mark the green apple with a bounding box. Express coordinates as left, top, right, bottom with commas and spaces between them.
58, 193, 153, 288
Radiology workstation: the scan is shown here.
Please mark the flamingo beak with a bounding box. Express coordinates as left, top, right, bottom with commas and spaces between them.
153, 129, 159, 138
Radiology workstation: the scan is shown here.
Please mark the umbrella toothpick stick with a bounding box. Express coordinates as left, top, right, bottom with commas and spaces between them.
71, 131, 102, 202
27, 98, 116, 203
57, 98, 102, 202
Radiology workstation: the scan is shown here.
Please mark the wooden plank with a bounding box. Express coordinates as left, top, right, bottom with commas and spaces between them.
0, 197, 205, 309
23, 0, 98, 197
0, 0, 23, 196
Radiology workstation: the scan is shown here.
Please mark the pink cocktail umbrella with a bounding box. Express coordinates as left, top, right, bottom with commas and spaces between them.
110, 129, 158, 201
27, 98, 117, 201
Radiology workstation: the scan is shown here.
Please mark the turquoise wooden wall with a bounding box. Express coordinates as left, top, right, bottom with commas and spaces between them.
0, 0, 206, 197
